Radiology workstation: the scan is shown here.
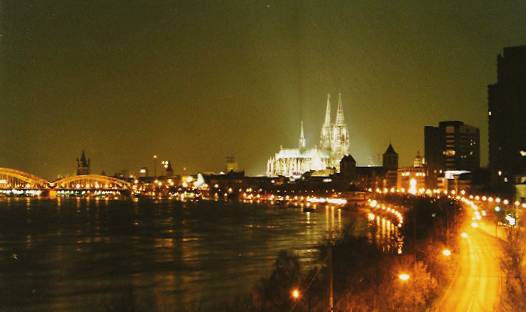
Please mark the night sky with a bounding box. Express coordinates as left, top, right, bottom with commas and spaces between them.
1, 0, 525, 179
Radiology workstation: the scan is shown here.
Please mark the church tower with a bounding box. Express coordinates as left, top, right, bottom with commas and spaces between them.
383, 144, 399, 171
330, 93, 350, 167
320, 93, 332, 150
76, 150, 91, 175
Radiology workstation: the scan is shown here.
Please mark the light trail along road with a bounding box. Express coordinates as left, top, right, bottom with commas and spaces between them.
434, 220, 503, 311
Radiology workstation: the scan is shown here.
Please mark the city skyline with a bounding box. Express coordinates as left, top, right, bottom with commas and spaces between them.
2, 2, 526, 311
1, 1, 526, 178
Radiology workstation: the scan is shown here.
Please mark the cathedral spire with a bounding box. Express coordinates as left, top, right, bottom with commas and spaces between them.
299, 120, 306, 149
324, 93, 331, 126
320, 93, 332, 150
335, 93, 345, 125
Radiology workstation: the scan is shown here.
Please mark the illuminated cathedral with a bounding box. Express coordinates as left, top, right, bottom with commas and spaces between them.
266, 93, 350, 177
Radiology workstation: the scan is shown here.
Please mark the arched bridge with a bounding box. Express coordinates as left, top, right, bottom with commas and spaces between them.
0, 167, 50, 190
0, 168, 131, 196
51, 174, 131, 191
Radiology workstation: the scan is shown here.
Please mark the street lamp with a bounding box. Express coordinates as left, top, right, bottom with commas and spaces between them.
398, 273, 410, 282
442, 248, 452, 257
153, 155, 158, 177
290, 288, 301, 300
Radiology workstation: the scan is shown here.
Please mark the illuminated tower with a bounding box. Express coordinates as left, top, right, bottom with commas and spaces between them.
299, 120, 306, 150
320, 93, 332, 150
330, 93, 350, 167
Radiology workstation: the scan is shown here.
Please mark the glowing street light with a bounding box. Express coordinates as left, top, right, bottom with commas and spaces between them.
442, 248, 452, 257
460, 232, 468, 238
505, 215, 516, 226
153, 154, 158, 177
290, 288, 301, 300
398, 273, 410, 282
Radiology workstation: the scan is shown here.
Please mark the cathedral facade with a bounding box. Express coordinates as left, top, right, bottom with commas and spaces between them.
266, 93, 350, 177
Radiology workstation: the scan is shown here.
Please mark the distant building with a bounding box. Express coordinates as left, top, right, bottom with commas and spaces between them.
340, 154, 357, 181
382, 144, 398, 171
267, 93, 350, 177
138, 167, 148, 178
164, 161, 174, 177
424, 121, 480, 188
355, 166, 386, 190
157, 160, 175, 177
114, 169, 130, 179
397, 152, 426, 193
413, 151, 424, 168
340, 144, 399, 190
488, 46, 526, 189
76, 151, 90, 175
382, 144, 398, 187
424, 126, 441, 188
226, 156, 238, 173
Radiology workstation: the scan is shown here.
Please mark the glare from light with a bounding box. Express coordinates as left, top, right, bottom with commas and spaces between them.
290, 288, 301, 300
398, 273, 410, 282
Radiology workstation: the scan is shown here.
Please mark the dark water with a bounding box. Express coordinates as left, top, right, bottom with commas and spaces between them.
0, 198, 360, 311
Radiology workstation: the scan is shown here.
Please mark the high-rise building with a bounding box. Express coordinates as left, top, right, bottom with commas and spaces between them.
424, 121, 480, 187
424, 126, 441, 187
488, 46, 526, 186
76, 150, 91, 175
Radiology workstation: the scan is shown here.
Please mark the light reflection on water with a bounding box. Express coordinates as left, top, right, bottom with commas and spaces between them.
0, 198, 398, 311
367, 214, 404, 254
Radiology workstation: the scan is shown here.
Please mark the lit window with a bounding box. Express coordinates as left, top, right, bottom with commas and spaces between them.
488, 111, 492, 116
443, 150, 456, 157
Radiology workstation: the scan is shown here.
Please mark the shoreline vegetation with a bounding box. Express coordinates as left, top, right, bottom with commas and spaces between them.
213, 196, 464, 312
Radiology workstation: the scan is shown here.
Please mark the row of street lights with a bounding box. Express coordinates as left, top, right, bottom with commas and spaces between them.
288, 187, 522, 309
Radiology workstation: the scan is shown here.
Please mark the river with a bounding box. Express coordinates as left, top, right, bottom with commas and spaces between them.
0, 198, 380, 311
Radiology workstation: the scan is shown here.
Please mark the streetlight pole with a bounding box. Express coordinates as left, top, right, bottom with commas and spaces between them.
326, 205, 336, 312
328, 243, 334, 312
153, 155, 158, 178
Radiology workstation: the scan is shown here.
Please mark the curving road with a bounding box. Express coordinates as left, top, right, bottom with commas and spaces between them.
434, 223, 503, 311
